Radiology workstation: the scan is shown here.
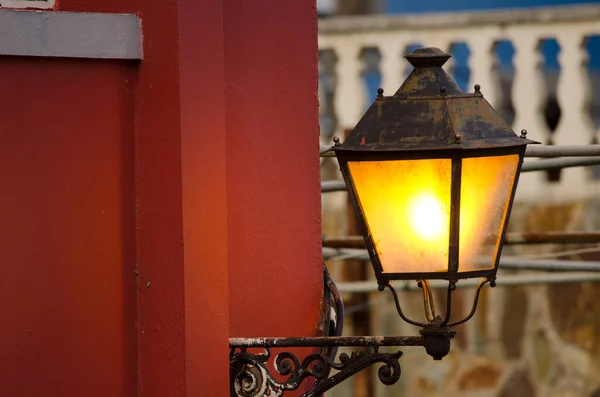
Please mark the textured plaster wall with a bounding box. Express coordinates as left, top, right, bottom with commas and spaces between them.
2, 1, 322, 396
0, 57, 137, 397
225, 0, 323, 339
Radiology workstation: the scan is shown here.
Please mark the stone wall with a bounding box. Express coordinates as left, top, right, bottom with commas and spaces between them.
325, 200, 600, 397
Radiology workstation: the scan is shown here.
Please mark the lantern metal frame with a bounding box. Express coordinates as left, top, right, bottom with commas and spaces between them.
335, 146, 527, 283
229, 47, 537, 397
333, 47, 536, 285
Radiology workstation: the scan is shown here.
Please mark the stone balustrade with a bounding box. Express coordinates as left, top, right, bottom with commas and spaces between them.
318, 7, 600, 397
318, 4, 600, 202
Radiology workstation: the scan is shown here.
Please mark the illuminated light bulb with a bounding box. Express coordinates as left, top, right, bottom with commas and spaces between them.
409, 193, 446, 241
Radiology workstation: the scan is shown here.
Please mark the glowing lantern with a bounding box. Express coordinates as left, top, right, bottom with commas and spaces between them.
333, 47, 536, 286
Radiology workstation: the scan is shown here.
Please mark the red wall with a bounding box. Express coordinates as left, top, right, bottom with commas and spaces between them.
60, 1, 232, 395
1, 0, 321, 395
0, 57, 137, 396
224, 0, 323, 338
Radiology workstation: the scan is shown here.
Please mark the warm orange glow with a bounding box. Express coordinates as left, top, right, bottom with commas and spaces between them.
348, 154, 519, 275
348, 159, 451, 273
459, 154, 519, 272
409, 193, 446, 241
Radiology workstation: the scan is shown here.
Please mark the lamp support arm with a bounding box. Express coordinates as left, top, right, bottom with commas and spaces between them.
448, 277, 491, 327
230, 275, 491, 395
229, 336, 424, 397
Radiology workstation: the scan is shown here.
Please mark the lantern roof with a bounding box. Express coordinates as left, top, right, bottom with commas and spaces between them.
334, 47, 537, 153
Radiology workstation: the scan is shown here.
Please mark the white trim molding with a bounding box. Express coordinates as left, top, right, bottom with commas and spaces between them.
0, 0, 55, 10
0, 9, 143, 59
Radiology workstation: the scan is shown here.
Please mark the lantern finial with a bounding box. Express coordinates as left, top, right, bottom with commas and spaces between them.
404, 47, 451, 68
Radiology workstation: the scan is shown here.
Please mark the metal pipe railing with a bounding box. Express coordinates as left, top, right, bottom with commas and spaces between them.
525, 145, 600, 158
519, 156, 600, 171
320, 155, 600, 193
321, 180, 347, 193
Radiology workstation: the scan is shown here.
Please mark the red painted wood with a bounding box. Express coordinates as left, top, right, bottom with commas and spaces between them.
0, 57, 137, 397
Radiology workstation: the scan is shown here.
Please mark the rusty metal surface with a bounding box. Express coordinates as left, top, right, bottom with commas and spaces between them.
396, 48, 458, 95
331, 47, 535, 285
334, 47, 536, 154
229, 335, 425, 348
321, 144, 600, 158
230, 346, 405, 397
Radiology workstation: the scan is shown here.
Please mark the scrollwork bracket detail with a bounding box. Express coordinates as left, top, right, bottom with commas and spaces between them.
230, 347, 403, 397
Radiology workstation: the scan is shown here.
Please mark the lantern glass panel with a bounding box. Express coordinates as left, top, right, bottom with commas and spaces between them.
458, 154, 519, 272
348, 158, 451, 273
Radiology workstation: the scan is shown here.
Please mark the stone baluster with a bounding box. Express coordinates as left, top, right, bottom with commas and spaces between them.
437, 39, 453, 75
552, 31, 596, 199
509, 32, 549, 202
333, 40, 365, 137
322, 40, 365, 250
379, 38, 407, 93
466, 34, 497, 106
318, 55, 328, 150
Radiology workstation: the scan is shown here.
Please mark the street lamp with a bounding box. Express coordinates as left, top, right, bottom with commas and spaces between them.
230, 47, 536, 397
333, 46, 536, 334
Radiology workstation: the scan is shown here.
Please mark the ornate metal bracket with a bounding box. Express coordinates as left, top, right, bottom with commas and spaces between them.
230, 336, 423, 397
229, 265, 490, 396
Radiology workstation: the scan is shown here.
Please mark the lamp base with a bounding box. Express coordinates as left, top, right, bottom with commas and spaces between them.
420, 326, 456, 360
